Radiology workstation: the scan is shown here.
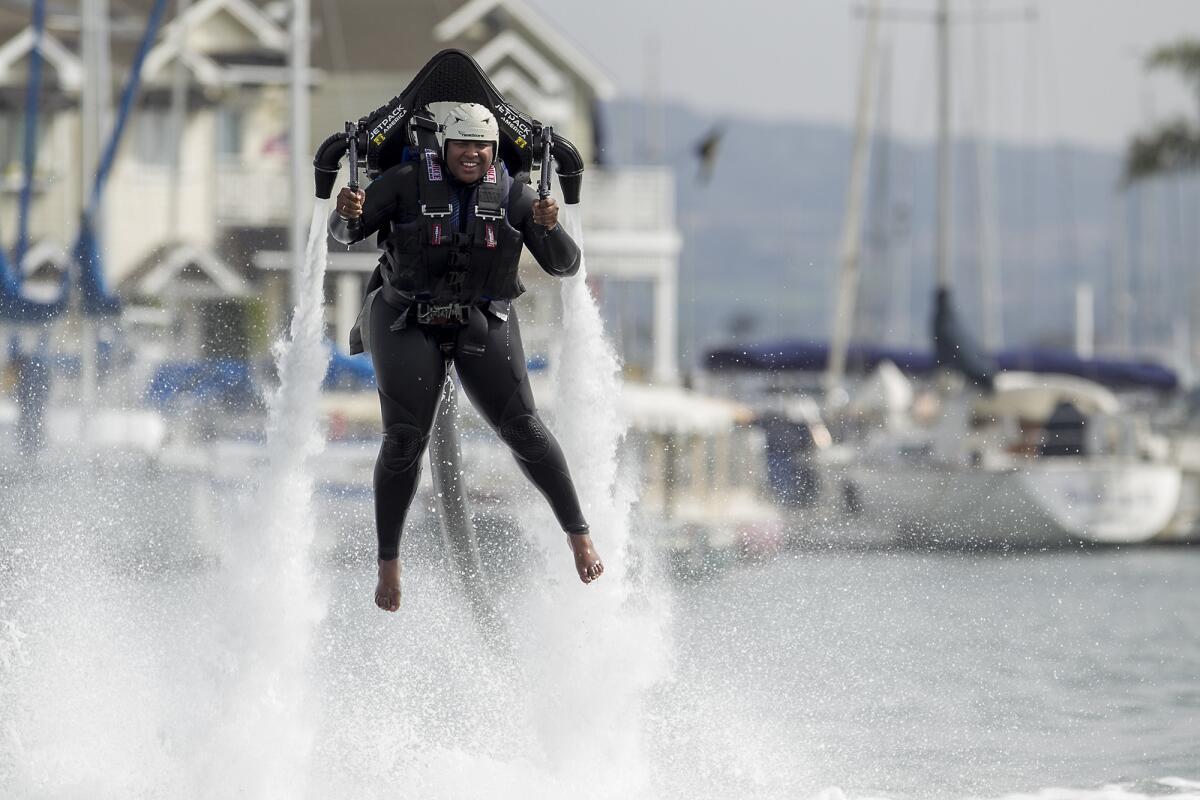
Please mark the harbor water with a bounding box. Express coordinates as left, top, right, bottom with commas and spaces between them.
2, 498, 1198, 800
1, 210, 1197, 800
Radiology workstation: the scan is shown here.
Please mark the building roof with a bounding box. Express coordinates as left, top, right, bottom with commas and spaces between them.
0, 19, 82, 89
0, 0, 614, 98
434, 0, 614, 98
308, 0, 470, 73
119, 242, 251, 300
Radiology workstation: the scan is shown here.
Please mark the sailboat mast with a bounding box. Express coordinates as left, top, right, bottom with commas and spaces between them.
824, 0, 882, 405
80, 0, 112, 414
936, 0, 951, 290
973, 0, 1002, 349
167, 0, 196, 239
81, 0, 112, 225
289, 0, 311, 308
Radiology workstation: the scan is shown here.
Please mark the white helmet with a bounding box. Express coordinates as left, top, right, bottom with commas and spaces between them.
440, 102, 499, 152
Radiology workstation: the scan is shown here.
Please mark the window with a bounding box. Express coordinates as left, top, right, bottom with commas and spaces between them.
215, 107, 243, 163
0, 113, 19, 171
134, 109, 175, 166
0, 111, 52, 180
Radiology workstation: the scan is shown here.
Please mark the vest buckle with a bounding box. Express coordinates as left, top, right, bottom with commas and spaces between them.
474, 205, 505, 220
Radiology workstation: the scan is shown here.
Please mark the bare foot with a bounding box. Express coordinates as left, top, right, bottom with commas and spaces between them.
375, 558, 402, 612
568, 533, 604, 584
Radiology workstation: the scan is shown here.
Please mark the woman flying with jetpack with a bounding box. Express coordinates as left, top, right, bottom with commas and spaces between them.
327, 92, 604, 612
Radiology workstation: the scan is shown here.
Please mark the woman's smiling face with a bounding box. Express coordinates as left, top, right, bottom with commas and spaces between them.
444, 139, 494, 183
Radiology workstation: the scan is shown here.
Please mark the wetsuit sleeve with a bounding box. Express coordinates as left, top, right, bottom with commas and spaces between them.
327, 164, 409, 245
511, 183, 581, 277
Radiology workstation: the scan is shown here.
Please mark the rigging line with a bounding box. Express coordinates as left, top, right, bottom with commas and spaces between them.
1128, 183, 1148, 350
972, 0, 1002, 351
1149, 179, 1168, 349
320, 0, 353, 121
1039, 8, 1082, 309
1189, 178, 1200, 365
1107, 195, 1131, 353
853, 4, 1033, 25
1166, 173, 1184, 354
861, 33, 894, 345
825, 0, 881, 402
77, 0, 170, 316
1021, 3, 1039, 336
954, 0, 982, 306
14, 0, 46, 273
86, 0, 170, 219
0, 0, 67, 321
166, 0, 195, 240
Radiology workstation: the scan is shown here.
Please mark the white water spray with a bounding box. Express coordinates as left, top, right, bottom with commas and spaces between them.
2, 197, 1196, 800
552, 212, 626, 538
0, 203, 333, 799
194, 202, 332, 796
501, 208, 674, 794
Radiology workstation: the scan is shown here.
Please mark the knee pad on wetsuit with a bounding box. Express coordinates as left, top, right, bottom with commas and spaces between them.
499, 414, 551, 462
380, 423, 425, 472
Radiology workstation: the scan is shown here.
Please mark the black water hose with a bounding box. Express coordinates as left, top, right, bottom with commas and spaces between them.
313, 132, 350, 199
551, 133, 584, 205
428, 377, 496, 626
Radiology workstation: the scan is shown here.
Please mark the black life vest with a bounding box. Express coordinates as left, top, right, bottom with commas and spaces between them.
380, 148, 525, 305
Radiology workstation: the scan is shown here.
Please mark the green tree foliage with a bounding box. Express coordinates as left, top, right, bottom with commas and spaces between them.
1124, 39, 1200, 182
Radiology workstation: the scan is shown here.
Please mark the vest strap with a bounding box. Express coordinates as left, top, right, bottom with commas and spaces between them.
474, 164, 504, 220
417, 138, 452, 247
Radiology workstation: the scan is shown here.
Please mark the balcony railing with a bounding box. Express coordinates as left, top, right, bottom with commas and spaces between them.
214, 163, 292, 227
211, 163, 677, 234
575, 167, 675, 232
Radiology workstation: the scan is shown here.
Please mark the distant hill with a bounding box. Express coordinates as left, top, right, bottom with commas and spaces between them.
596, 97, 1199, 370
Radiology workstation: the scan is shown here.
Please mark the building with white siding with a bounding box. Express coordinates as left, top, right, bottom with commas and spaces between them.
0, 0, 681, 385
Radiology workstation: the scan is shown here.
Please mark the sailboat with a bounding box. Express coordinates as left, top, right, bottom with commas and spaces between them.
836, 0, 1182, 547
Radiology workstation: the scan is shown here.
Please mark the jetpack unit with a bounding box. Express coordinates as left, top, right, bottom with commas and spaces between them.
313, 48, 584, 203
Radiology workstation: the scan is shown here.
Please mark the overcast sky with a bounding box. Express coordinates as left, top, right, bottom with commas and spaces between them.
525, 0, 1200, 153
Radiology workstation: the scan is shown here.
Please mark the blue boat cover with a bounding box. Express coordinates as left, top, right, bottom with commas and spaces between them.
706, 341, 1178, 391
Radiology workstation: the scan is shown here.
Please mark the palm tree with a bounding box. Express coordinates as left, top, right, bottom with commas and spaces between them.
1125, 40, 1200, 182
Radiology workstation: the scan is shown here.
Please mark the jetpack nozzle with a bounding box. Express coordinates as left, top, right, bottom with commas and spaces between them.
551, 133, 584, 205
313, 121, 365, 200
313, 132, 349, 199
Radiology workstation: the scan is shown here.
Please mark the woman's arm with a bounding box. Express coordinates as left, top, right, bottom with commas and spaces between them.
512, 182, 581, 277
327, 164, 410, 245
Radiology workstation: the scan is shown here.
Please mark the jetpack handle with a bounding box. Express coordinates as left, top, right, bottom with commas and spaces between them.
537, 125, 553, 200
346, 120, 361, 191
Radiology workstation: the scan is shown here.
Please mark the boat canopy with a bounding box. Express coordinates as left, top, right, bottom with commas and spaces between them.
973, 372, 1122, 420
706, 341, 1178, 392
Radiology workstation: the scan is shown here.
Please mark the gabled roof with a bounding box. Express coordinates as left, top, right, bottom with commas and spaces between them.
0, 25, 83, 90
307, 1, 468, 73
434, 0, 615, 99
123, 243, 250, 299
19, 241, 69, 279
488, 63, 570, 122
142, 0, 287, 84
472, 29, 565, 93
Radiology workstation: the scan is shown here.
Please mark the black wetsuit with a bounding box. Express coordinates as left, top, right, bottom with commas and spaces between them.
331, 160, 589, 561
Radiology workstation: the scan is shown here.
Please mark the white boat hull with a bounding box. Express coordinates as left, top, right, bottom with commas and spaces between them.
849, 457, 1181, 547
